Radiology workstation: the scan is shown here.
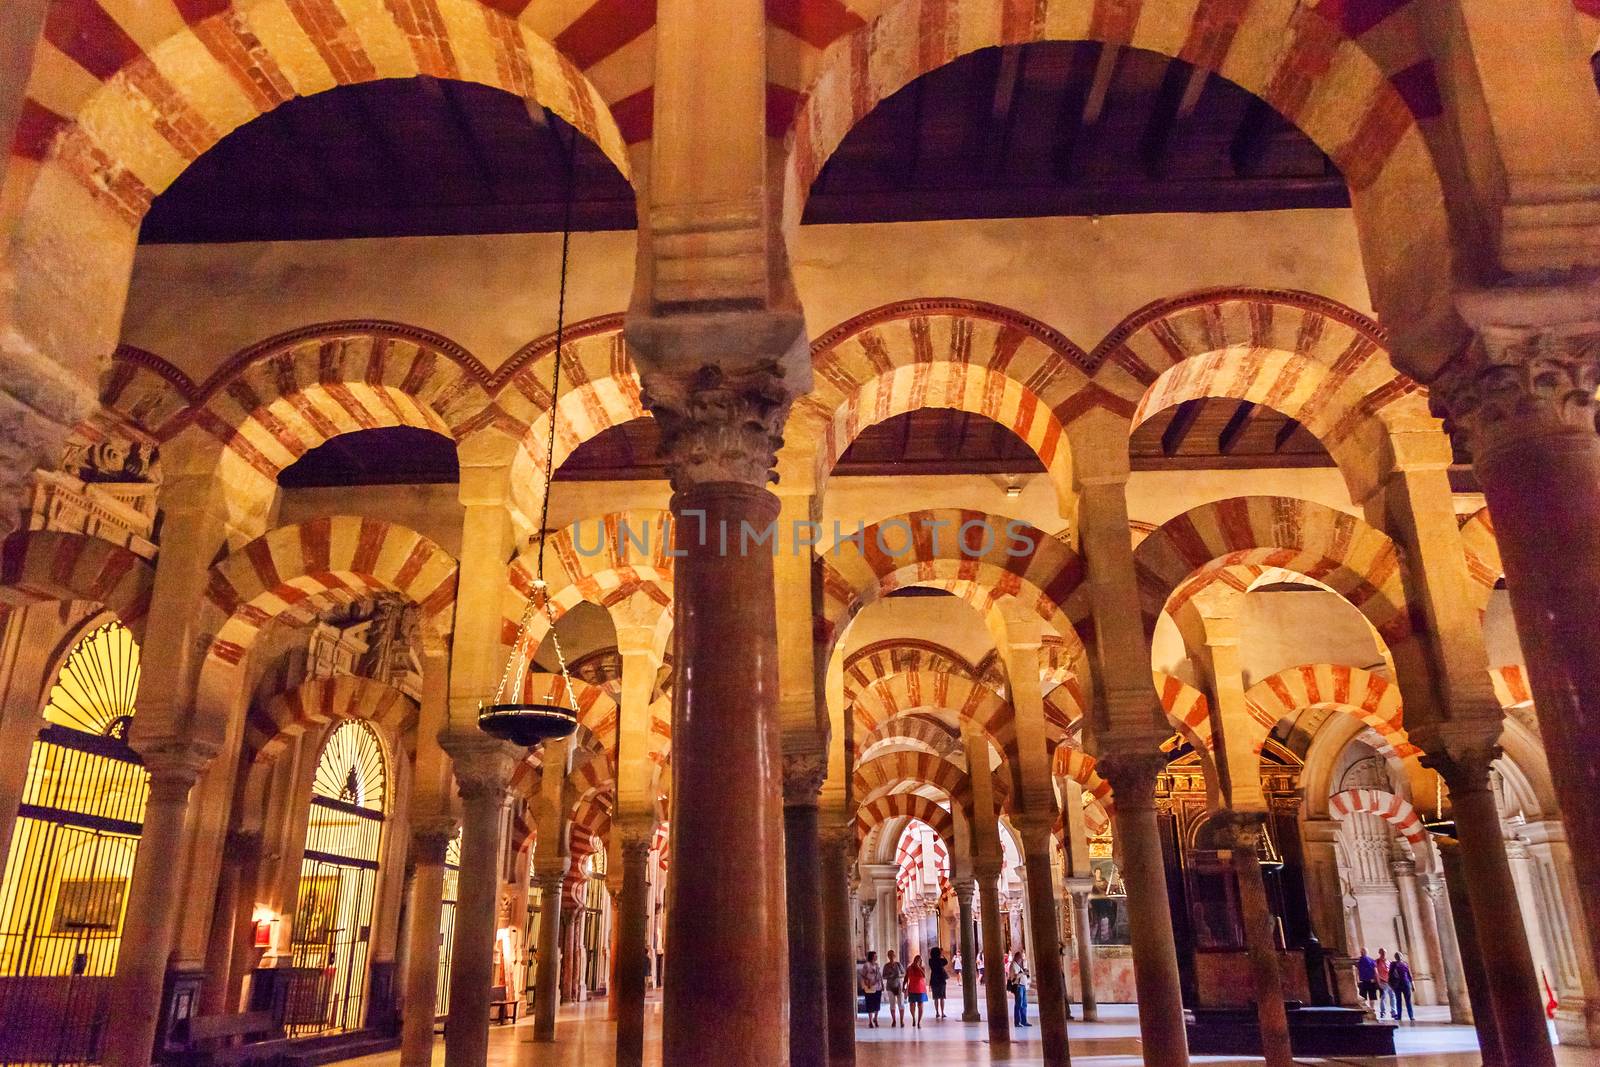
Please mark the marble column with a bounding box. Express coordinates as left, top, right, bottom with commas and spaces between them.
1392, 856, 1443, 1006
1017, 819, 1072, 1067
441, 736, 518, 1067
532, 870, 564, 1041
1070, 889, 1097, 1021
785, 765, 827, 1067
1431, 748, 1554, 1066
629, 328, 802, 1067
820, 827, 856, 1067
977, 868, 1011, 1043
1423, 871, 1473, 1023
1227, 814, 1293, 1067
1438, 837, 1502, 1064
1433, 308, 1600, 1017
616, 831, 653, 1067
955, 880, 980, 1022
402, 820, 456, 1067
103, 741, 215, 1067
1098, 753, 1189, 1067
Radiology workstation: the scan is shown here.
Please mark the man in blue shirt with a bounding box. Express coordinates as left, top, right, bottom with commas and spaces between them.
1355, 949, 1380, 1015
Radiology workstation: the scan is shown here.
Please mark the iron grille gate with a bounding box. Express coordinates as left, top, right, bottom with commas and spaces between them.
0, 724, 147, 1065
434, 834, 459, 1015
284, 799, 380, 1036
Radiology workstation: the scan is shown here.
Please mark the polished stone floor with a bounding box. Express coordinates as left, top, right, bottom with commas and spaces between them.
350, 997, 1600, 1067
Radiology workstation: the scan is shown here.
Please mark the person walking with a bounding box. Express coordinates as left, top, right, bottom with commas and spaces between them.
1007, 948, 1032, 1027
906, 954, 929, 1028
928, 946, 949, 1020
1388, 951, 1415, 1023
858, 951, 883, 1028
1355, 948, 1379, 1015
1375, 948, 1393, 1020
882, 950, 907, 1027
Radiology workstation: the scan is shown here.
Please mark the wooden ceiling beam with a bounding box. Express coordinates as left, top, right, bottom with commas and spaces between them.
1217, 400, 1264, 455
1161, 398, 1205, 456
1229, 96, 1277, 177
1140, 61, 1211, 178
421, 76, 502, 203
1273, 417, 1303, 453
985, 45, 1025, 174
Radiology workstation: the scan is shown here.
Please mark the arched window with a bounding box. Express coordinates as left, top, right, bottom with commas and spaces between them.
435, 831, 461, 1013
286, 721, 387, 1036
0, 621, 146, 1063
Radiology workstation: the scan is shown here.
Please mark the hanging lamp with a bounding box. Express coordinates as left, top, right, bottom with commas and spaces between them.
478, 120, 582, 748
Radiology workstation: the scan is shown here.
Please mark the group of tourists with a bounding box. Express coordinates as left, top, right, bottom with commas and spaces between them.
856, 947, 1036, 1030
1355, 947, 1416, 1022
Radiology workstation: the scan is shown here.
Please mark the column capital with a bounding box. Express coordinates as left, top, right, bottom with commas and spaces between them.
440, 729, 522, 801
411, 819, 458, 864
782, 748, 827, 803
1216, 810, 1269, 853
625, 309, 810, 491
1093, 750, 1168, 810
134, 737, 219, 797
1431, 312, 1600, 460
1420, 741, 1501, 798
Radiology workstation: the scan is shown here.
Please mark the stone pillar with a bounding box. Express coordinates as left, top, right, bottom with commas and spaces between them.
1433, 303, 1600, 1023
628, 316, 806, 1067
198, 828, 255, 1016
1392, 856, 1443, 1006
955, 880, 980, 1022
1430, 748, 1553, 1065
785, 763, 827, 1067
1423, 871, 1473, 1024
616, 830, 652, 1067
532, 870, 564, 1041
103, 742, 214, 1067
1438, 837, 1502, 1063
402, 820, 456, 1067
977, 868, 1011, 1042
819, 827, 856, 1067
441, 736, 518, 1067
1017, 819, 1072, 1066
1098, 753, 1189, 1067
1226, 814, 1293, 1067
1070, 888, 1097, 1021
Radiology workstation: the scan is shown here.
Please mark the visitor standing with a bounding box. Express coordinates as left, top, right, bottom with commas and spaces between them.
1355, 948, 1379, 1014
1007, 948, 1032, 1027
882, 950, 907, 1027
928, 946, 949, 1020
1375, 948, 1392, 1020
858, 951, 883, 1028
1388, 952, 1415, 1022
906, 954, 928, 1028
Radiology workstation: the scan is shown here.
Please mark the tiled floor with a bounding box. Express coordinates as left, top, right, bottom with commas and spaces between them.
349, 998, 1600, 1067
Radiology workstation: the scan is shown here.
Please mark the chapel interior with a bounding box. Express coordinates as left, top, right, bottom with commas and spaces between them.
1, 4, 1598, 1067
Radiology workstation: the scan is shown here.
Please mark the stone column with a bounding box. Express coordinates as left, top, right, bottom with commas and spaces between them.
629, 315, 806, 1067
103, 741, 215, 1067
1226, 814, 1293, 1067
198, 828, 255, 1016
977, 867, 1011, 1042
1438, 837, 1502, 1063
1430, 748, 1553, 1065
1097, 753, 1189, 1067
532, 870, 564, 1041
402, 820, 457, 1067
616, 829, 653, 1067
955, 880, 980, 1022
1423, 871, 1473, 1023
819, 827, 856, 1067
1433, 303, 1600, 1017
1017, 819, 1072, 1066
785, 761, 827, 1067
1070, 888, 1097, 1021
441, 735, 518, 1067
1391, 856, 1442, 1005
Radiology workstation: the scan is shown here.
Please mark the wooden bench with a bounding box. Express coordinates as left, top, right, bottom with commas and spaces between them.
177, 1012, 291, 1067
489, 986, 520, 1025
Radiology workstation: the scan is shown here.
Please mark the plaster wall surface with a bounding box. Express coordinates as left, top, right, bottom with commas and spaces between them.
121, 209, 1366, 379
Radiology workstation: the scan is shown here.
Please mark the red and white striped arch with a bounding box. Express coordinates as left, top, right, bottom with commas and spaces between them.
820, 509, 1090, 661
1155, 670, 1213, 753
9, 0, 634, 237
777, 0, 1459, 376
1101, 290, 1434, 501
856, 793, 955, 854
1134, 496, 1410, 648
1458, 507, 1501, 614
1245, 663, 1418, 761
515, 672, 620, 766
248, 673, 418, 763
502, 510, 675, 651
843, 638, 981, 703
854, 749, 986, 812
0, 530, 155, 635
1329, 787, 1429, 850
1490, 664, 1533, 709
851, 669, 1016, 760
788, 301, 1094, 506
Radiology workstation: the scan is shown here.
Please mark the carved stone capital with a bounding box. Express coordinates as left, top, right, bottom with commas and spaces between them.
440, 729, 521, 803
1092, 751, 1169, 810
1430, 323, 1600, 459
134, 737, 220, 799
782, 748, 828, 802
1217, 810, 1268, 854
1420, 742, 1501, 798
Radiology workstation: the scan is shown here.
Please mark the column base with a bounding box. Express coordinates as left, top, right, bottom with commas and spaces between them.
961, 1010, 981, 1022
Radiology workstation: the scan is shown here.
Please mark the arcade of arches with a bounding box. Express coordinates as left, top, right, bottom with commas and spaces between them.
5, 4, 1600, 1067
